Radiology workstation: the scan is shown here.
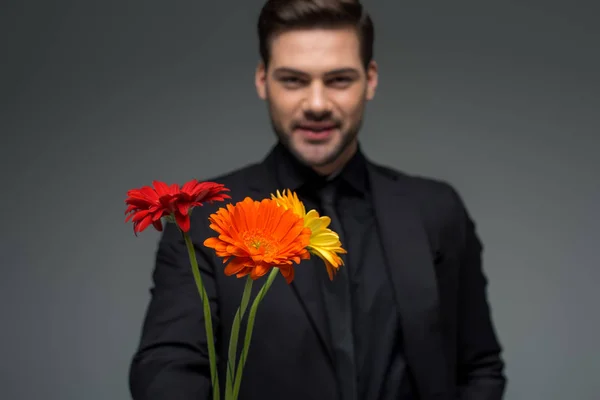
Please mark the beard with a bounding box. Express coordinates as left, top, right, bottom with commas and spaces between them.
266, 102, 363, 169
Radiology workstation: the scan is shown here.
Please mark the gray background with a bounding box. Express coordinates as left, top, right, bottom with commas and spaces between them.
1, 1, 598, 399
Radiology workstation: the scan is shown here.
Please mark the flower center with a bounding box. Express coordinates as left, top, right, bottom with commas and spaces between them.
242, 231, 276, 255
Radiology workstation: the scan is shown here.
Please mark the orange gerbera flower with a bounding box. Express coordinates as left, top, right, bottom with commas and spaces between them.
125, 179, 230, 234
203, 197, 311, 284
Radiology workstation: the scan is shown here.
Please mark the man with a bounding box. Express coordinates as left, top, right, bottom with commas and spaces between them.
129, 0, 506, 399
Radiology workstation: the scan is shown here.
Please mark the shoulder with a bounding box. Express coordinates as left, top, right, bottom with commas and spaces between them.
192, 159, 273, 205
370, 162, 475, 250
201, 161, 263, 192
371, 162, 466, 217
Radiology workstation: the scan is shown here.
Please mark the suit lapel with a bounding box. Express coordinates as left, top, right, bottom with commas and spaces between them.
245, 149, 450, 397
246, 151, 336, 369
367, 162, 451, 398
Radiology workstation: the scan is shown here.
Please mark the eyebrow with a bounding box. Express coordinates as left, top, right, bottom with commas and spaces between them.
272, 67, 360, 77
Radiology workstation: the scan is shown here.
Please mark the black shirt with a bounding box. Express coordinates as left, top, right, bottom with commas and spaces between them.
271, 142, 415, 400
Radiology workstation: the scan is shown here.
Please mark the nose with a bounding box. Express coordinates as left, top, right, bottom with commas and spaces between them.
302, 82, 331, 117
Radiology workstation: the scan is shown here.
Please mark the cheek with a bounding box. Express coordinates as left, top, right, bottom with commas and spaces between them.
334, 89, 366, 117
338, 99, 365, 122
269, 93, 302, 120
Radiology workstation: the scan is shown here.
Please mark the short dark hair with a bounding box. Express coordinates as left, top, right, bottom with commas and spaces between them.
257, 0, 374, 69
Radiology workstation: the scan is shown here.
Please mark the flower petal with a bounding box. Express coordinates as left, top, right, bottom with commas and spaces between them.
203, 197, 310, 283
125, 180, 230, 236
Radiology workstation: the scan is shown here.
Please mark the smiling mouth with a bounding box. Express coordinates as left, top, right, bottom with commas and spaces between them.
295, 126, 337, 141
297, 124, 337, 131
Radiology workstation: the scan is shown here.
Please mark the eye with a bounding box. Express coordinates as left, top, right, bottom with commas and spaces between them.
327, 76, 353, 87
279, 76, 305, 88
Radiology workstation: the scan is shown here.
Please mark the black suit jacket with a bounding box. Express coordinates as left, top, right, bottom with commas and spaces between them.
129, 146, 506, 400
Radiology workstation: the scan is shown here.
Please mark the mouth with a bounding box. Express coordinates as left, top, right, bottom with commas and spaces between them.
294, 123, 338, 141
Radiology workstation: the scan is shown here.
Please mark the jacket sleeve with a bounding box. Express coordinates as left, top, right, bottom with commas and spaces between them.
451, 188, 507, 400
128, 221, 219, 400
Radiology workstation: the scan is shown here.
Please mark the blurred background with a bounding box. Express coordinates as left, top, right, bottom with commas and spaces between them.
1, 0, 598, 399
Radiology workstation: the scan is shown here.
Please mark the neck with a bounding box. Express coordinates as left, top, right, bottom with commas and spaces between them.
312, 140, 358, 176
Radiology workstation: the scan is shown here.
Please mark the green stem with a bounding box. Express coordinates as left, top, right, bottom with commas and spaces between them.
225, 277, 253, 399
232, 267, 280, 400
183, 232, 220, 400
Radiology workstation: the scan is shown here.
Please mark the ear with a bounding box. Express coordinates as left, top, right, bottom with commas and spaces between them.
255, 61, 267, 100
365, 60, 378, 100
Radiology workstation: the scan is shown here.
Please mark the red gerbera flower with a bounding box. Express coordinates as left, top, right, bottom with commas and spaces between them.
125, 179, 230, 235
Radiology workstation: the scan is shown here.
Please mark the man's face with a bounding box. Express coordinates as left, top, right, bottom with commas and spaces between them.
255, 27, 378, 174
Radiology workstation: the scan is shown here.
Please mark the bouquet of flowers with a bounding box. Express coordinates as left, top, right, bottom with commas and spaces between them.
124, 179, 346, 400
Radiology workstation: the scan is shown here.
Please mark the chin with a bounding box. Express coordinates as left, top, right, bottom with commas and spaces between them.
294, 148, 341, 168
282, 132, 349, 167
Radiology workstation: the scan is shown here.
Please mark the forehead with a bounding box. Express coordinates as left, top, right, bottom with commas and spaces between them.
269, 27, 362, 72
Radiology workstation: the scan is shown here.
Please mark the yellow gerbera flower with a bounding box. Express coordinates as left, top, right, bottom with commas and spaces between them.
271, 189, 347, 280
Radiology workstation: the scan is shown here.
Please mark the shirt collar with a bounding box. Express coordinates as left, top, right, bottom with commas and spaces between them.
272, 140, 369, 196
